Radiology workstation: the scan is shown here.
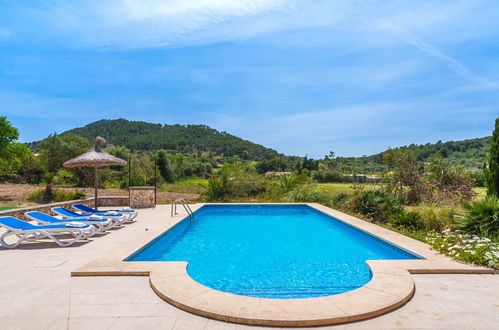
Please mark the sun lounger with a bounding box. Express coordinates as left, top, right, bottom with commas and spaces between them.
72, 204, 137, 221
0, 216, 95, 248
26, 211, 114, 232
51, 207, 125, 226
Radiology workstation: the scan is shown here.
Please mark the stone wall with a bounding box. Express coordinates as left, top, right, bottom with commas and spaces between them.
98, 196, 129, 207
0, 196, 130, 221
129, 186, 155, 208
0, 199, 94, 221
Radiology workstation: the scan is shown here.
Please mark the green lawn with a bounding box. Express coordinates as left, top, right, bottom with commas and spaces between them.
317, 183, 379, 194
0, 207, 17, 211
160, 178, 208, 194
176, 178, 208, 187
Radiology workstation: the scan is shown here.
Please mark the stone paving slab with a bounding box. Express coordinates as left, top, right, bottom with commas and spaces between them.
0, 205, 497, 329
73, 203, 493, 326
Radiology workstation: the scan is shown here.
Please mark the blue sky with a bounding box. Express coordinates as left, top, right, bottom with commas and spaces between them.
1, 0, 498, 158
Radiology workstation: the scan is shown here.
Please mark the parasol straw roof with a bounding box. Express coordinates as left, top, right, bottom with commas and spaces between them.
64, 136, 127, 168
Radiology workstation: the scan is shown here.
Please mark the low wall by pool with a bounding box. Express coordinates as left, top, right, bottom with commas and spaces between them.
0, 196, 129, 221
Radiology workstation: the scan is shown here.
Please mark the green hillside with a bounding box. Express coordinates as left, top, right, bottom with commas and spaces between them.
336, 136, 491, 173
32, 118, 491, 170
36, 119, 279, 160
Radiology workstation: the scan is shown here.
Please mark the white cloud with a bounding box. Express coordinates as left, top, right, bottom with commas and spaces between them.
379, 22, 499, 90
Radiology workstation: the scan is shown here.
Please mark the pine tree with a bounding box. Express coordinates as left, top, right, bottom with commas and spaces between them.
157, 151, 175, 183
484, 117, 499, 197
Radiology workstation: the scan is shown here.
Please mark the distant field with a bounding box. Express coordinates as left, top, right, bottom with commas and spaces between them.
160, 178, 208, 195
177, 178, 208, 187
317, 183, 379, 194
319, 183, 488, 201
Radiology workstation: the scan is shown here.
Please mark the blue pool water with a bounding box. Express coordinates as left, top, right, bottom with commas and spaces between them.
127, 205, 420, 298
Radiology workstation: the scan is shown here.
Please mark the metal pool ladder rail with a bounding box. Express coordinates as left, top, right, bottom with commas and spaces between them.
171, 198, 194, 221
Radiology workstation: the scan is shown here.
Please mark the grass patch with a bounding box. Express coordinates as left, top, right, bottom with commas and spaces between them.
317, 183, 379, 194
177, 178, 208, 187
27, 188, 84, 203
159, 178, 208, 195
0, 207, 17, 211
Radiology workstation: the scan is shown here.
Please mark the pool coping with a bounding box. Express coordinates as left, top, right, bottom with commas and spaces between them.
72, 203, 494, 327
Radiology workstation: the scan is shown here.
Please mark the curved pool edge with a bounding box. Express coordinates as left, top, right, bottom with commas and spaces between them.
148, 260, 415, 326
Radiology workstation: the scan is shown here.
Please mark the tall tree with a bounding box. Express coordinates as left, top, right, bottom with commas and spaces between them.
484, 117, 499, 197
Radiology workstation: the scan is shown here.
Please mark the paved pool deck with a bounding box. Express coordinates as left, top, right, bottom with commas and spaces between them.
0, 204, 498, 329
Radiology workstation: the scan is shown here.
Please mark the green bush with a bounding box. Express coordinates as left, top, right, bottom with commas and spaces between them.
331, 193, 350, 208
27, 189, 45, 202
352, 190, 402, 223
205, 164, 265, 201
52, 190, 83, 202
285, 184, 327, 203
279, 174, 311, 193
411, 205, 456, 231
390, 210, 426, 230
27, 188, 83, 203
52, 168, 77, 186
455, 198, 499, 237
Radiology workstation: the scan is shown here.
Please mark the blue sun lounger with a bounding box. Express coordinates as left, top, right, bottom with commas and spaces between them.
72, 204, 137, 221
26, 211, 114, 232
0, 216, 95, 248
51, 207, 125, 227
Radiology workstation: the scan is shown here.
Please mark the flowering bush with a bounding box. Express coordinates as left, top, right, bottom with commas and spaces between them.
426, 229, 498, 269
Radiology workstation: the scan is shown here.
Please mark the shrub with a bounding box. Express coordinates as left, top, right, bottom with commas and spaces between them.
352, 190, 403, 223
206, 175, 227, 201
27, 189, 45, 202
426, 229, 498, 269
455, 198, 499, 237
411, 204, 456, 231
205, 164, 265, 201
285, 184, 327, 203
27, 188, 83, 203
312, 170, 343, 183
52, 190, 83, 202
422, 159, 476, 205
279, 174, 311, 193
390, 210, 426, 230
52, 168, 77, 186
331, 193, 350, 208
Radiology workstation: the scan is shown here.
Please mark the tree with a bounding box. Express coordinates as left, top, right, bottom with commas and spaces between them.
157, 150, 175, 183
383, 148, 423, 204
38, 133, 91, 173
323, 151, 337, 170
484, 117, 499, 197
0, 117, 31, 178
426, 153, 475, 204
0, 116, 19, 152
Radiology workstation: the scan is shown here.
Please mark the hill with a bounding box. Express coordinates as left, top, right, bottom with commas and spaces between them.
35, 119, 279, 160
336, 136, 491, 173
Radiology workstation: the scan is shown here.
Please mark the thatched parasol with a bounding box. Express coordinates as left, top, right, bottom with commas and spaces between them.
64, 136, 127, 209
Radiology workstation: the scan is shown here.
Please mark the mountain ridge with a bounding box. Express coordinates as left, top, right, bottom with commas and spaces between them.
35, 118, 280, 160
32, 118, 491, 168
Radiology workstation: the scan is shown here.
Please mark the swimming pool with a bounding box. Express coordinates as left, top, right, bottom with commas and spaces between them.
127, 204, 420, 299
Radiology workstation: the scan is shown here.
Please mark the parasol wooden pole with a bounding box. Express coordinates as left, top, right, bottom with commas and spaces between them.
94, 167, 99, 210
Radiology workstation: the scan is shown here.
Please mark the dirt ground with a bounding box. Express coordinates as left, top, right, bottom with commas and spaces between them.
0, 184, 199, 208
